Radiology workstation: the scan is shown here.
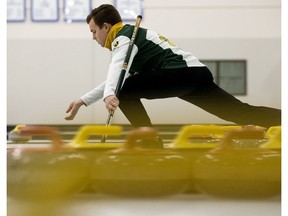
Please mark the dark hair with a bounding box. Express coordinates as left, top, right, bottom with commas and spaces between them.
86, 4, 122, 28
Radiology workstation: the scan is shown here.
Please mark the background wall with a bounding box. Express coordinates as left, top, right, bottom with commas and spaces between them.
7, 0, 281, 125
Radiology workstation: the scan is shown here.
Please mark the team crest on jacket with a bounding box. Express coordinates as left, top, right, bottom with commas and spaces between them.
113, 41, 119, 48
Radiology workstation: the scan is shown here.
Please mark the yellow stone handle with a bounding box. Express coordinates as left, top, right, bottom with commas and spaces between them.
171, 125, 242, 149
69, 125, 122, 148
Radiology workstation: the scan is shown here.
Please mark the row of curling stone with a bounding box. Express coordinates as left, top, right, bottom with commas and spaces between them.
66, 125, 240, 195
7, 124, 281, 199
7, 125, 189, 199
169, 125, 281, 198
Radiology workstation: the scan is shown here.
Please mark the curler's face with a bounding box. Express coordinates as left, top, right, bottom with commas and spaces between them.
89, 19, 111, 47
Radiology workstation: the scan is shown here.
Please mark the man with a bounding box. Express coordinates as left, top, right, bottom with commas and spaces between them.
65, 4, 281, 146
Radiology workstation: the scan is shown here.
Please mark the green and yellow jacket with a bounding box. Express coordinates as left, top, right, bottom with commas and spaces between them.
81, 22, 205, 106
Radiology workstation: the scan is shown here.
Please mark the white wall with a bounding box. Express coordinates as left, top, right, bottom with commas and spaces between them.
7, 0, 281, 125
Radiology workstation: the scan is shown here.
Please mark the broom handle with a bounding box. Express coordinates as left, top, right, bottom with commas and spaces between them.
101, 15, 142, 143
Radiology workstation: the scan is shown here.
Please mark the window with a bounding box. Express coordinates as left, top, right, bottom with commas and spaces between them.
201, 60, 247, 95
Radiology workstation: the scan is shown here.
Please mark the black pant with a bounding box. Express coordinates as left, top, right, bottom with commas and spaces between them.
118, 67, 281, 128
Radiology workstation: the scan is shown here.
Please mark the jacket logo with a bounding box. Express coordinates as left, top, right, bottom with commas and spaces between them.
113, 41, 119, 48
159, 35, 175, 46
